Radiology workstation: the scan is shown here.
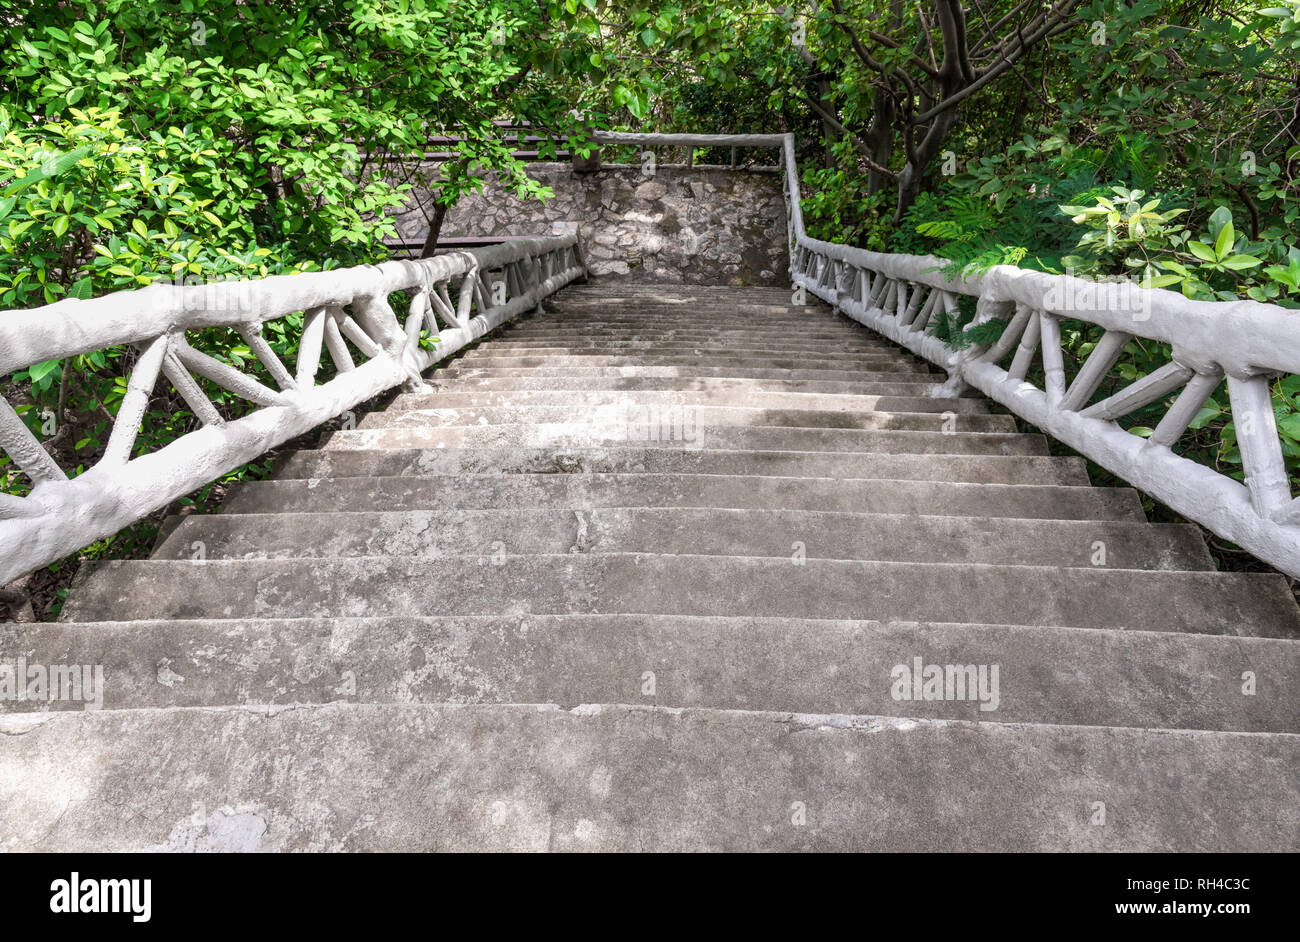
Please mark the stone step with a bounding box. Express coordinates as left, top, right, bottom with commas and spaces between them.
476, 331, 917, 349
272, 448, 1090, 486
526, 317, 863, 331
558, 284, 799, 292
223, 473, 1138, 519
5, 615, 1293, 733
548, 296, 824, 303
548, 309, 842, 317
535, 304, 837, 317
556, 287, 802, 297
439, 365, 940, 383
552, 297, 814, 305
320, 424, 1047, 456
511, 304, 864, 319
477, 329, 906, 346
479, 339, 906, 355
153, 509, 1211, 570
458, 347, 925, 366
519, 321, 860, 334
357, 405, 1017, 434
546, 307, 826, 317
497, 326, 897, 344
555, 297, 813, 307
451, 355, 931, 374
3, 702, 1296, 850
430, 374, 948, 396
62, 555, 1299, 635
504, 310, 861, 325
389, 389, 991, 414
537, 300, 840, 310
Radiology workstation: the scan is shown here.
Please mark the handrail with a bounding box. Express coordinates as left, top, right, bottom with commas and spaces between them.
595, 130, 1300, 579
0, 234, 586, 584
6, 129, 1300, 583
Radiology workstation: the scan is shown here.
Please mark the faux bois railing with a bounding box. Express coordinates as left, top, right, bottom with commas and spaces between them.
5, 130, 1300, 585
0, 235, 585, 585
594, 131, 1300, 580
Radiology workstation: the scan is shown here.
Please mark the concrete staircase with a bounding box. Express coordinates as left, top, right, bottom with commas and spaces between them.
3, 284, 1298, 852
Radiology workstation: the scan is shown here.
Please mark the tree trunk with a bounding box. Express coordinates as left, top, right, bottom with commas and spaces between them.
419, 202, 449, 258
865, 93, 896, 195
893, 108, 960, 223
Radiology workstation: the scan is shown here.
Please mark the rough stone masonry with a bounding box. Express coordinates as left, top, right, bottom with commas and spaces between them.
391, 163, 789, 285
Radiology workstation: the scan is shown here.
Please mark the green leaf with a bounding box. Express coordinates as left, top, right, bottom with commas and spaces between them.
1221, 254, 1263, 270
28, 359, 61, 384
1187, 241, 1217, 262
0, 145, 93, 197
1208, 206, 1233, 242
1214, 221, 1235, 260
1188, 404, 1222, 430
1143, 273, 1184, 288
1278, 414, 1300, 441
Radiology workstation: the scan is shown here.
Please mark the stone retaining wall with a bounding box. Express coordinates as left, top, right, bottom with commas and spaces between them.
391, 163, 788, 285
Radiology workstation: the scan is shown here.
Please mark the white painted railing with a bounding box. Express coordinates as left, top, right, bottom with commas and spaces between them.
595, 131, 1300, 579
0, 235, 585, 584
6, 130, 1300, 583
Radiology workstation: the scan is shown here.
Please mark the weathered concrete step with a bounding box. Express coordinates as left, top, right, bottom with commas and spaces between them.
545, 302, 834, 311
449, 356, 935, 374
510, 308, 858, 321
433, 374, 948, 396
460, 346, 923, 365
483, 326, 900, 343
481, 339, 904, 355
321, 424, 1047, 456
7, 615, 1295, 732
359, 404, 1016, 433
511, 307, 864, 322
154, 509, 1211, 570
506, 310, 860, 325
537, 300, 836, 310
225, 473, 1138, 519
486, 323, 908, 341
552, 296, 812, 305
272, 448, 1090, 486
6, 702, 1295, 850
559, 284, 798, 292
441, 365, 939, 383
535, 306, 838, 318
498, 326, 897, 344
452, 355, 929, 374
391, 389, 991, 414
551, 297, 822, 307
63, 555, 1298, 635
503, 320, 891, 334
556, 287, 802, 297
534, 303, 836, 315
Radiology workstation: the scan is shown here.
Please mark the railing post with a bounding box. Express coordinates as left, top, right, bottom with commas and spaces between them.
1227, 374, 1293, 516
